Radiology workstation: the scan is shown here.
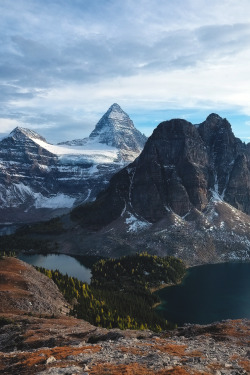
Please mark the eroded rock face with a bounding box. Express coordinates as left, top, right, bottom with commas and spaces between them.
129, 119, 211, 220
70, 114, 250, 264
75, 114, 250, 223
198, 113, 250, 214
128, 115, 250, 219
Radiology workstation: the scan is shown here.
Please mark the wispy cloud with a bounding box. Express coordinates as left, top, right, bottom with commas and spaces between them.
0, 0, 250, 142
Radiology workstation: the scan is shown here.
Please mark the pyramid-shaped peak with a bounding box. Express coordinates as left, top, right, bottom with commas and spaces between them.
108, 103, 123, 112
104, 103, 131, 122
90, 104, 135, 140
10, 126, 46, 142
89, 104, 147, 153
10, 126, 26, 134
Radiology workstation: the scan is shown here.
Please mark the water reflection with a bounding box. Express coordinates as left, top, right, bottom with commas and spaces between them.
18, 253, 92, 283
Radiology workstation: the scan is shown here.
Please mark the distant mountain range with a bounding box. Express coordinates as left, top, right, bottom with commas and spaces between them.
52, 113, 250, 265
2, 108, 250, 265
0, 104, 146, 223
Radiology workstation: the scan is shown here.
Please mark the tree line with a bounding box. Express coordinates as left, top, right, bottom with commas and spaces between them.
37, 253, 185, 331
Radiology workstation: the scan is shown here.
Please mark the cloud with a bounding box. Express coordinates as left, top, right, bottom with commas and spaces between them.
0, 0, 250, 141
0, 117, 22, 133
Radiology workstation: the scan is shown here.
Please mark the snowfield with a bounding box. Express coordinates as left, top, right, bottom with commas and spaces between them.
32, 137, 120, 164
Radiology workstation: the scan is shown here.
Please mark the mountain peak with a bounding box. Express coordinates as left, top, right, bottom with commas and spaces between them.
10, 127, 46, 142
108, 103, 123, 112
90, 103, 134, 138
88, 104, 147, 156
198, 113, 233, 139
105, 103, 127, 120
58, 104, 146, 161
206, 113, 223, 122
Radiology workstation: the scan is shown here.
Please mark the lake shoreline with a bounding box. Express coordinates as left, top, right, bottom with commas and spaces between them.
18, 253, 93, 284
154, 262, 250, 325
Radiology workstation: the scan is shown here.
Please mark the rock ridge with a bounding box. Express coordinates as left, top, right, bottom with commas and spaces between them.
0, 104, 146, 222
68, 114, 250, 264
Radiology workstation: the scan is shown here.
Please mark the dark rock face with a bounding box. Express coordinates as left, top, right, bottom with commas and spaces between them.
70, 114, 250, 264
198, 113, 250, 213
130, 119, 211, 220
76, 114, 250, 224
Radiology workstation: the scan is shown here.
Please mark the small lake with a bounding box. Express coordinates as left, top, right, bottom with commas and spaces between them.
18, 253, 92, 283
156, 262, 250, 325
0, 223, 21, 236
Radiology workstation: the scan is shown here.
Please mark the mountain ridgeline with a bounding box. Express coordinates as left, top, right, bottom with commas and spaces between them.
73, 114, 250, 225
0, 104, 146, 223
70, 114, 250, 264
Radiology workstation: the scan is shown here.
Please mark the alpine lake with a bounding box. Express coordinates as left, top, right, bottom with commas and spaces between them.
18, 253, 250, 326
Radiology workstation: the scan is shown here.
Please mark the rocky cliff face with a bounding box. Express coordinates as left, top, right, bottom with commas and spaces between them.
69, 114, 250, 264
0, 104, 146, 223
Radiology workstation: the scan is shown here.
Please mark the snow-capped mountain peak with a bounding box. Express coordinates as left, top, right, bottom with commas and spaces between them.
59, 103, 147, 161
9, 127, 47, 142
0, 105, 146, 222
89, 103, 140, 142
104, 103, 130, 121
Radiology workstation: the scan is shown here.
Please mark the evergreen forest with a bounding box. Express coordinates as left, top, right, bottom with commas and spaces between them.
37, 253, 186, 331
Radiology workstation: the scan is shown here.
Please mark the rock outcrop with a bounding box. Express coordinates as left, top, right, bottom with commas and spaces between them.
68, 114, 250, 264
0, 257, 69, 315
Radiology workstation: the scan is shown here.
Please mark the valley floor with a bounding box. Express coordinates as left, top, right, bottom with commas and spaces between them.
0, 258, 249, 375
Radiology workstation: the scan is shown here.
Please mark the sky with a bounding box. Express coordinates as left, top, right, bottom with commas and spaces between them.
1, 0, 250, 143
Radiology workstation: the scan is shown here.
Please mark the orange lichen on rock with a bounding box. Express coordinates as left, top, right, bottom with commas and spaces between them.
118, 346, 145, 355
158, 368, 210, 375
207, 362, 224, 371
90, 363, 155, 375
156, 368, 190, 375
136, 340, 204, 359
0, 257, 69, 315
154, 342, 187, 356
199, 319, 250, 346
19, 344, 101, 368
89, 364, 200, 375
239, 359, 250, 372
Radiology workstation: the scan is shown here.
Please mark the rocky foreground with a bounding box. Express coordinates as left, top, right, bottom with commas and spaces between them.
0, 258, 249, 375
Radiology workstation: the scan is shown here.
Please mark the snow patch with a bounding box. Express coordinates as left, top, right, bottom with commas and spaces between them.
0, 183, 75, 209
211, 189, 223, 202
121, 203, 127, 217
164, 205, 172, 212
31, 136, 119, 164
35, 194, 75, 209
125, 212, 151, 233
83, 189, 92, 203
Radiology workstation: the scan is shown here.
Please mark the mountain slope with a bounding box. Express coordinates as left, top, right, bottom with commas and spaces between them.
66, 114, 250, 264
1, 258, 249, 375
0, 104, 146, 223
